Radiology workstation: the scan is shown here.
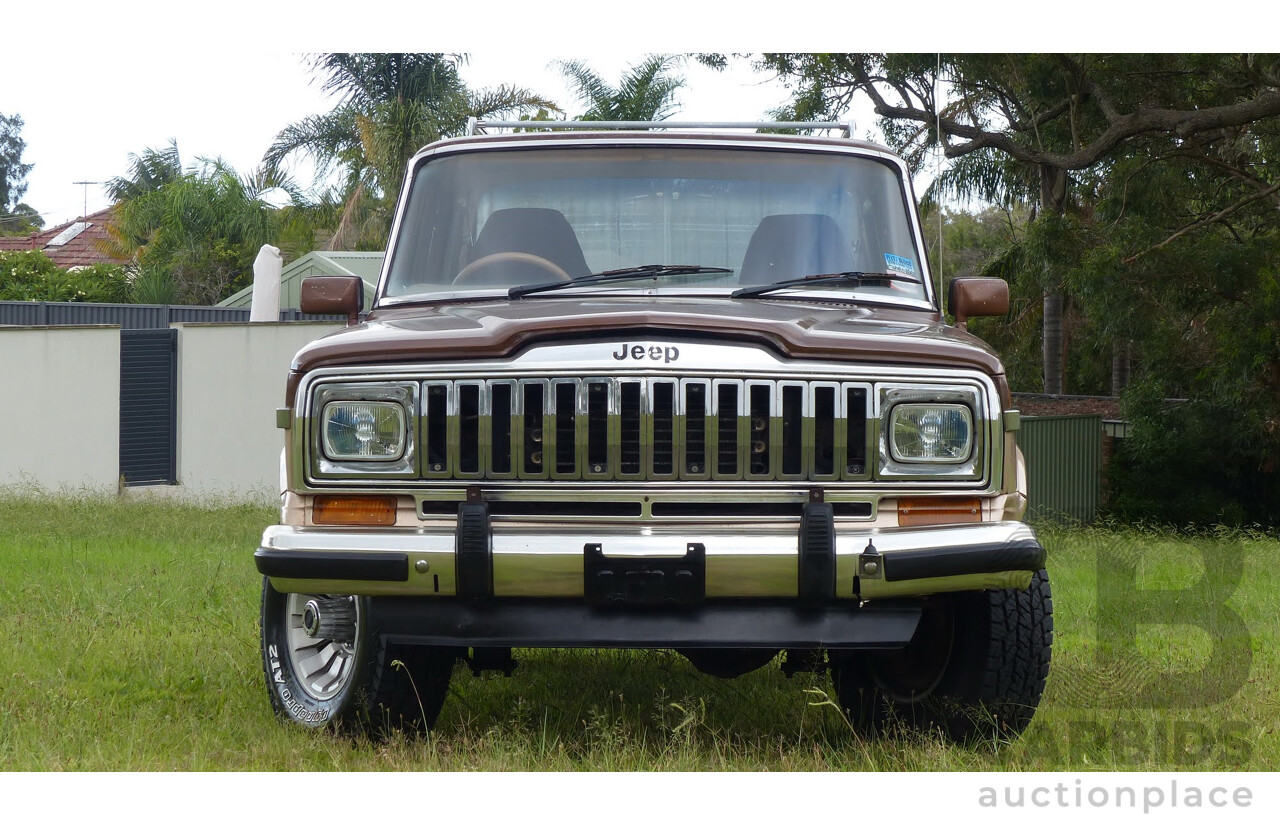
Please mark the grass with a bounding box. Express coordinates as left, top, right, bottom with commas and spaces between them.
0, 496, 1276, 770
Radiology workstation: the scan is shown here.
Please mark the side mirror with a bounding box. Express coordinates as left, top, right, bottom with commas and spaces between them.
948, 277, 1009, 328
300, 276, 364, 327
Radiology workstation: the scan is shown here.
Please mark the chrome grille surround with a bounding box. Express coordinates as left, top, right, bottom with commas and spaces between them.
294, 340, 1003, 497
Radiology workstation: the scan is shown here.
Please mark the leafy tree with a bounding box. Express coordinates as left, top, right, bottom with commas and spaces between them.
0, 202, 43, 236
762, 54, 1280, 395
103, 149, 308, 305
766, 54, 1280, 525
555, 55, 687, 121
263, 53, 556, 250
1, 112, 42, 235
0, 250, 131, 303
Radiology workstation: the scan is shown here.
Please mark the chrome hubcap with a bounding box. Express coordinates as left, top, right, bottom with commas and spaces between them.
284, 593, 360, 701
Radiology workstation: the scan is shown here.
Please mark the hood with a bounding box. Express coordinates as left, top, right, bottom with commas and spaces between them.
290, 296, 1008, 399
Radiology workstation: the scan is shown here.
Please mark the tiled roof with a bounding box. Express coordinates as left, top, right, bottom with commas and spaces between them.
0, 207, 129, 268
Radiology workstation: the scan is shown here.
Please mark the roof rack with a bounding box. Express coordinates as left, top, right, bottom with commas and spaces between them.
466, 119, 855, 137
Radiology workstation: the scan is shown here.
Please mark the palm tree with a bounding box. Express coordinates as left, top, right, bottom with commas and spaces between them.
263, 54, 557, 249
103, 146, 312, 304
555, 55, 687, 122
105, 140, 185, 201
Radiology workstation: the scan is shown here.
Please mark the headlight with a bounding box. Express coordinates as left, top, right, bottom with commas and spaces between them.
308, 382, 418, 481
322, 401, 406, 460
889, 403, 973, 463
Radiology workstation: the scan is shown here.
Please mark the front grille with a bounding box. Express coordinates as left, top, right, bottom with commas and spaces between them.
417, 377, 869, 481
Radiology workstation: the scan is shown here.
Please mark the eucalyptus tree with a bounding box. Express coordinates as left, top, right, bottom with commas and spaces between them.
1, 112, 40, 234
263, 53, 556, 249
762, 53, 1280, 395
555, 54, 687, 121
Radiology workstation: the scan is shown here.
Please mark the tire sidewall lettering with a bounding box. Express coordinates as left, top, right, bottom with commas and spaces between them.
263, 589, 337, 726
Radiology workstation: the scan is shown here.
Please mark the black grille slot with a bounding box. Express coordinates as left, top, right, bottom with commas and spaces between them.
749, 384, 771, 476
781, 385, 803, 475
846, 386, 868, 475
490, 500, 642, 517
523, 383, 545, 474
459, 384, 480, 473
425, 384, 448, 473
652, 382, 675, 475
685, 383, 707, 475
619, 382, 642, 475
716, 384, 738, 475
813, 386, 835, 476
587, 381, 609, 475
490, 384, 513, 474
554, 382, 577, 474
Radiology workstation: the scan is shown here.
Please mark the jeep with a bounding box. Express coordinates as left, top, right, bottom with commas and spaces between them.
255, 121, 1051, 740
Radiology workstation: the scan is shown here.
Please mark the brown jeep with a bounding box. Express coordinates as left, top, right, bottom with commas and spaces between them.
255, 121, 1051, 741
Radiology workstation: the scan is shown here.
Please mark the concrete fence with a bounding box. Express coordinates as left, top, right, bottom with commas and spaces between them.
1, 326, 122, 490
0, 322, 341, 500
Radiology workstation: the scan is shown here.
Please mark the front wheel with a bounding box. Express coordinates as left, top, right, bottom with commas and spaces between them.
259, 579, 456, 734
831, 569, 1053, 743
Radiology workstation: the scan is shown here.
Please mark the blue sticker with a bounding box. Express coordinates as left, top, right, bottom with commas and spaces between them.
884, 253, 916, 275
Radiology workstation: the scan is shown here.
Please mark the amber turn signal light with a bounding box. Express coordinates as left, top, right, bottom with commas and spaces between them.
313, 495, 398, 526
897, 497, 982, 527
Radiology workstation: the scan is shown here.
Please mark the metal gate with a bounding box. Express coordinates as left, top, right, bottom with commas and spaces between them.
119, 328, 177, 485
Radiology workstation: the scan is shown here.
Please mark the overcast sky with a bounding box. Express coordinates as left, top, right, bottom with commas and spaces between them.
8, 52, 803, 229
3, 2, 1260, 229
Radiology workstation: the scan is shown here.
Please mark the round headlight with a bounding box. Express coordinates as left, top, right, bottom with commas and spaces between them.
889, 403, 973, 463
322, 401, 406, 460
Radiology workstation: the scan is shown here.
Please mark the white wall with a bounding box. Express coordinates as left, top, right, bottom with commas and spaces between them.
174, 322, 342, 499
0, 326, 121, 491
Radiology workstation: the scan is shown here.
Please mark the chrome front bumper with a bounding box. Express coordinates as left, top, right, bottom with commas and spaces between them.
256, 519, 1044, 601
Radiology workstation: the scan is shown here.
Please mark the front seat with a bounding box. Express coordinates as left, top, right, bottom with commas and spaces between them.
738, 213, 856, 285
463, 207, 592, 284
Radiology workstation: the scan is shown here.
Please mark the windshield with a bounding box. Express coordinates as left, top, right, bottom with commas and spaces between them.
382, 144, 931, 307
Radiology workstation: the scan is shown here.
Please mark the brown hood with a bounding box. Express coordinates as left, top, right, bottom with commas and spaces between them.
289, 296, 1009, 402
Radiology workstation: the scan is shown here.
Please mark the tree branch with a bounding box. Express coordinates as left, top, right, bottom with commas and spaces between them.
1122, 178, 1280, 264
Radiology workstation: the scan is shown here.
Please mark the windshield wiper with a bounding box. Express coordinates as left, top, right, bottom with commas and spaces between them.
509, 264, 733, 299
731, 270, 921, 299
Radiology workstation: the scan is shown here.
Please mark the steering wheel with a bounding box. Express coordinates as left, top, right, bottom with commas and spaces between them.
453, 252, 572, 286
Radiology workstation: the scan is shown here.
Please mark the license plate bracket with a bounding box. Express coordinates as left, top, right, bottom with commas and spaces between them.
584, 542, 705, 606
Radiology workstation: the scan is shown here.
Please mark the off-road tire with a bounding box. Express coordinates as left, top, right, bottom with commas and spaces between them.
832, 569, 1053, 743
259, 578, 457, 735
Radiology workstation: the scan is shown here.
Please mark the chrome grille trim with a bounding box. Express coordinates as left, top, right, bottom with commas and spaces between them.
411, 376, 873, 483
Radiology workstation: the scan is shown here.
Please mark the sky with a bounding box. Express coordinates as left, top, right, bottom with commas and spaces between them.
3, 1, 1261, 230
6, 52, 803, 230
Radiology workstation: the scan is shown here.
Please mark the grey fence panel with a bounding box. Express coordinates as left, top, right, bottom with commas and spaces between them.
2, 300, 350, 328
0, 302, 44, 325
119, 328, 178, 485
169, 306, 252, 323
1016, 414, 1102, 525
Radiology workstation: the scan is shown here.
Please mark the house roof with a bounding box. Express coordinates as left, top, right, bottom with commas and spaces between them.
0, 207, 129, 268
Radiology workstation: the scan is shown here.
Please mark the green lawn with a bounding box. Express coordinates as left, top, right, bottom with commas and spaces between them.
0, 496, 1274, 770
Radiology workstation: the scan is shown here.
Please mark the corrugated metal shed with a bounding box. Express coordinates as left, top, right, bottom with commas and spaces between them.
1016, 414, 1102, 525
218, 251, 383, 310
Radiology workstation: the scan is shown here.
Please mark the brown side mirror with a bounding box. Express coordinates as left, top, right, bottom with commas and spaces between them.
300, 276, 364, 326
948, 277, 1009, 328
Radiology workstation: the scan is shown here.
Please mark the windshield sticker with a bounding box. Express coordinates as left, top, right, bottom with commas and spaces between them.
884, 254, 916, 275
